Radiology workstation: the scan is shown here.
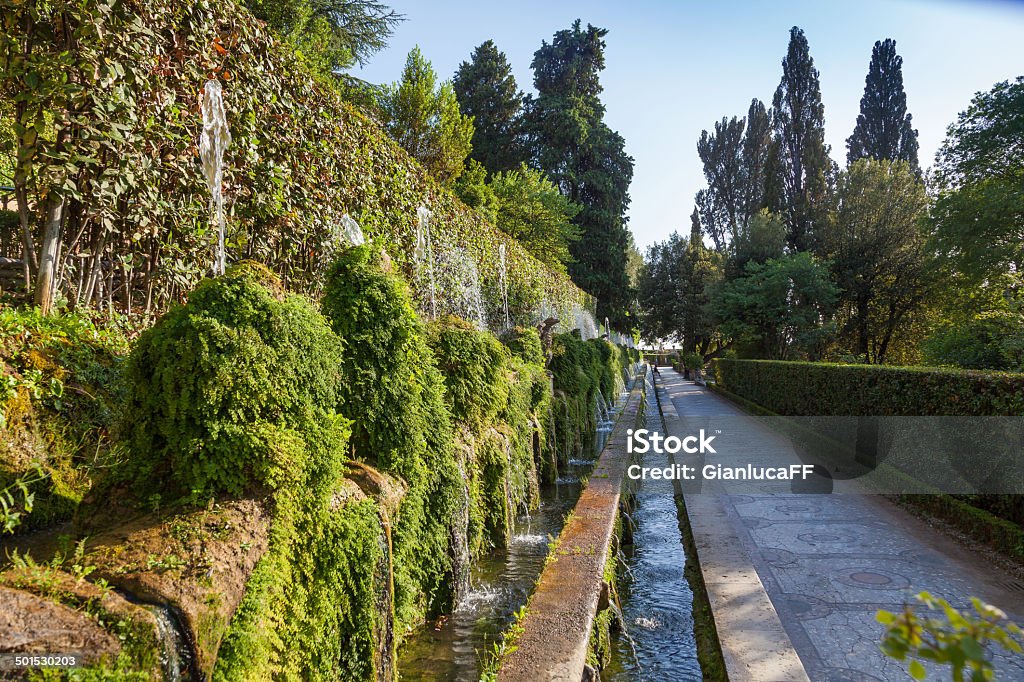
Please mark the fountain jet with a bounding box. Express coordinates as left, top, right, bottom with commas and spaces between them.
200, 79, 231, 276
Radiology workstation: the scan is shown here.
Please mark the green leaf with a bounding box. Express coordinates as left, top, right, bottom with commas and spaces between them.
908, 660, 927, 680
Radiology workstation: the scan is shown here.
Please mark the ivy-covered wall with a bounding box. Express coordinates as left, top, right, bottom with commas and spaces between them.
0, 0, 593, 329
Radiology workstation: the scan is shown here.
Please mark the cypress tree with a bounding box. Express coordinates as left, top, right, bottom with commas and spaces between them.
527, 21, 635, 327
452, 40, 526, 174
847, 39, 920, 171
771, 26, 831, 252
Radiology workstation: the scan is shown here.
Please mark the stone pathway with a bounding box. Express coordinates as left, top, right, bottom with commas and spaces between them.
657, 368, 1024, 682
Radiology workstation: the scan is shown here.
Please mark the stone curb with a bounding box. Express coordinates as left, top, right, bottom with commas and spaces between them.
497, 380, 645, 682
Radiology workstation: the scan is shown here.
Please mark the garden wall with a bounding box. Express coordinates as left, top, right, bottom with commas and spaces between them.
0, 255, 636, 680
0, 0, 594, 330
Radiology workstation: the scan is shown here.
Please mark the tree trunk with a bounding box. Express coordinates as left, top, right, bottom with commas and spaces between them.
34, 193, 64, 314
14, 182, 38, 288
856, 295, 870, 362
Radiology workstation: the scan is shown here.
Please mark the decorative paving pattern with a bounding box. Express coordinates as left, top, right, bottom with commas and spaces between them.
659, 370, 1024, 682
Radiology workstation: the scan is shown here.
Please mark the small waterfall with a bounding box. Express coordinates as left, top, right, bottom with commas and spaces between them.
466, 255, 487, 331
200, 79, 232, 276
498, 243, 511, 330
571, 305, 598, 340
338, 213, 365, 246
440, 247, 487, 330
451, 458, 472, 606
415, 206, 437, 319
130, 600, 198, 682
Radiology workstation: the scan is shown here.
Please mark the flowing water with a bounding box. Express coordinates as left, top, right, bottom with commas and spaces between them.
603, 378, 702, 681
398, 395, 624, 681
199, 79, 231, 276
118, 595, 198, 681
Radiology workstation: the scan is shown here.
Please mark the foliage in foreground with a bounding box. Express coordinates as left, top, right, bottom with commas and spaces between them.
878, 592, 1023, 681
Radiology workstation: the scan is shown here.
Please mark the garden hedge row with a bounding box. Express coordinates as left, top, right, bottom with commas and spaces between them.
712, 359, 1024, 416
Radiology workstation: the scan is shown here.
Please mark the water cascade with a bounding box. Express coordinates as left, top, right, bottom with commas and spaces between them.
451, 248, 487, 330
338, 213, 365, 246
415, 206, 437, 318
572, 305, 599, 340
498, 243, 511, 330
399, 374, 640, 680
199, 79, 231, 276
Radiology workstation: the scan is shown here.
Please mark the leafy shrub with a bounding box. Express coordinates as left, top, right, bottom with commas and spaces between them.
427, 316, 511, 430
549, 331, 598, 400
500, 326, 545, 366
712, 359, 1024, 416
321, 244, 462, 625
0, 306, 130, 529
878, 591, 1023, 681
121, 263, 346, 499
922, 313, 1024, 372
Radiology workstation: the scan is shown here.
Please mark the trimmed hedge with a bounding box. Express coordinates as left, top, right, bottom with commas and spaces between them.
711, 359, 1024, 563
712, 359, 1024, 416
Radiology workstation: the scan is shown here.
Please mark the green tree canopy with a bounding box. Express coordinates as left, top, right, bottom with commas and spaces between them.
452, 158, 499, 222
712, 252, 837, 360
847, 39, 920, 170
489, 164, 581, 272
923, 271, 1024, 371
526, 20, 635, 327
244, 0, 403, 80
696, 98, 774, 252
730, 209, 787, 274
452, 40, 525, 175
377, 46, 475, 185
638, 212, 723, 353
825, 158, 931, 363
931, 77, 1024, 281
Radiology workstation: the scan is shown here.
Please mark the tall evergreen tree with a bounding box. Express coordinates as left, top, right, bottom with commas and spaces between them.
452, 40, 525, 175
771, 26, 831, 252
527, 21, 635, 327
847, 39, 919, 170
377, 46, 474, 185
245, 0, 403, 81
741, 99, 773, 224
696, 116, 745, 251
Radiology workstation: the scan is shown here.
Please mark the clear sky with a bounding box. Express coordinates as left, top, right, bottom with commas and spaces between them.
356, 0, 1024, 251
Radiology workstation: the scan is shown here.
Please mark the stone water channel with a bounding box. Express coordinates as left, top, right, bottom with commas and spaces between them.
400, 368, 704, 681
604, 374, 702, 681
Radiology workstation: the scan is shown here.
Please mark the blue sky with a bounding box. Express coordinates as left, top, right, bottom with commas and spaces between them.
356, 0, 1024, 251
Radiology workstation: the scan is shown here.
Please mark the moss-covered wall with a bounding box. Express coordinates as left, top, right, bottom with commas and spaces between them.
0, 249, 632, 681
